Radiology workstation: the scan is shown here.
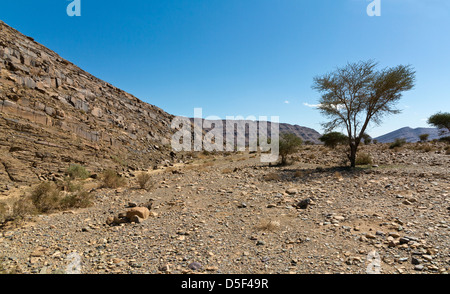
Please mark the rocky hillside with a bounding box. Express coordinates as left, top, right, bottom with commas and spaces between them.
0, 20, 176, 190
374, 127, 444, 143
192, 119, 322, 146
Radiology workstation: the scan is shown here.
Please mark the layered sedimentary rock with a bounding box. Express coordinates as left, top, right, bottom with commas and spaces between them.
0, 20, 175, 189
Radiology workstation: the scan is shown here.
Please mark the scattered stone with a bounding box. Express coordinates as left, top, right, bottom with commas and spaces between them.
188, 262, 203, 271
294, 198, 311, 209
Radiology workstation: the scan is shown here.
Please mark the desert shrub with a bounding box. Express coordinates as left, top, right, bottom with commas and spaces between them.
355, 152, 373, 165
0, 202, 8, 223
221, 168, 234, 174
294, 170, 304, 178
421, 145, 433, 152
101, 169, 127, 189
60, 190, 93, 209
57, 178, 82, 192
419, 134, 429, 142
136, 173, 154, 191
256, 220, 280, 232
66, 164, 90, 180
12, 196, 37, 219
389, 138, 407, 149
278, 133, 303, 165
263, 172, 281, 181
30, 182, 62, 213
111, 155, 128, 167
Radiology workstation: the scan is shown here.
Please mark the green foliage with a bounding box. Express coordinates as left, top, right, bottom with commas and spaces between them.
428, 112, 450, 134
312, 60, 415, 167
362, 133, 372, 145
439, 136, 450, 144
278, 133, 303, 165
419, 133, 429, 142
319, 132, 348, 149
389, 138, 407, 149
66, 164, 90, 180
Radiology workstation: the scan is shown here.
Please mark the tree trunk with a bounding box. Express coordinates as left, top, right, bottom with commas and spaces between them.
349, 143, 357, 168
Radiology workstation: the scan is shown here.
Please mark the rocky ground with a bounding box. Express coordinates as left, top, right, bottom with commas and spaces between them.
0, 143, 449, 274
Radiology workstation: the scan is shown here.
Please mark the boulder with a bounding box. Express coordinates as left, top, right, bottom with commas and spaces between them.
126, 207, 150, 220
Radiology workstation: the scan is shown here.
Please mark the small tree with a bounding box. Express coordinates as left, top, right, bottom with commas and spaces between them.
278, 133, 303, 165
312, 60, 415, 167
362, 133, 372, 145
428, 112, 450, 135
319, 132, 348, 149
419, 133, 429, 142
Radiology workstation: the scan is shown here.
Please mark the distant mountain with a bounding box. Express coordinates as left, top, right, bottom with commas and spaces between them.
374, 127, 446, 143
191, 119, 322, 145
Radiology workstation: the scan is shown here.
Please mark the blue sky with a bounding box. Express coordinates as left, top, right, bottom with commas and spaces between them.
1, 0, 449, 137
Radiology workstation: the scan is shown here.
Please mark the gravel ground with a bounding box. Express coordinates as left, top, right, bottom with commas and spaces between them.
1, 144, 449, 274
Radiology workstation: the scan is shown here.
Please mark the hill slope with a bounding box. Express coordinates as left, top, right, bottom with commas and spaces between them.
0, 20, 176, 189
374, 127, 444, 143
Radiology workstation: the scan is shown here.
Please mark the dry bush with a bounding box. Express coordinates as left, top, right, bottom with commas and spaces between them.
389, 138, 406, 149
294, 170, 304, 178
29, 182, 93, 214
12, 197, 37, 219
60, 190, 94, 210
221, 168, 234, 174
101, 169, 127, 189
333, 171, 343, 179
256, 220, 281, 232
31, 182, 62, 213
355, 152, 373, 166
137, 173, 154, 191
0, 202, 8, 223
263, 172, 281, 181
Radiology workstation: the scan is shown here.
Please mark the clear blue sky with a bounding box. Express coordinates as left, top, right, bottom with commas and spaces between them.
1, 0, 449, 137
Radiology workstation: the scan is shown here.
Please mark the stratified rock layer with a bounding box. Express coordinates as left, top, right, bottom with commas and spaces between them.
0, 20, 175, 189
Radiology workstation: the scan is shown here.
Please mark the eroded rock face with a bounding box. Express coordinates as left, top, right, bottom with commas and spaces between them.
0, 21, 176, 189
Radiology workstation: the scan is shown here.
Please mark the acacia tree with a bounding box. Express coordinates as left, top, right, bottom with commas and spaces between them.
319, 132, 348, 149
428, 112, 450, 135
312, 60, 415, 167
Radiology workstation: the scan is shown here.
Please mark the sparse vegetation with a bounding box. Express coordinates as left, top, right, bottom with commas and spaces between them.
66, 164, 90, 180
136, 173, 154, 191
355, 152, 373, 165
278, 133, 303, 165
390, 138, 407, 149
101, 169, 127, 189
30, 182, 63, 213
256, 220, 280, 232
319, 132, 348, 149
419, 134, 429, 142
0, 202, 8, 224
263, 172, 281, 181
30, 181, 93, 214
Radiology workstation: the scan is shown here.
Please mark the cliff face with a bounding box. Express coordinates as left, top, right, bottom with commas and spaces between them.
0, 20, 175, 189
